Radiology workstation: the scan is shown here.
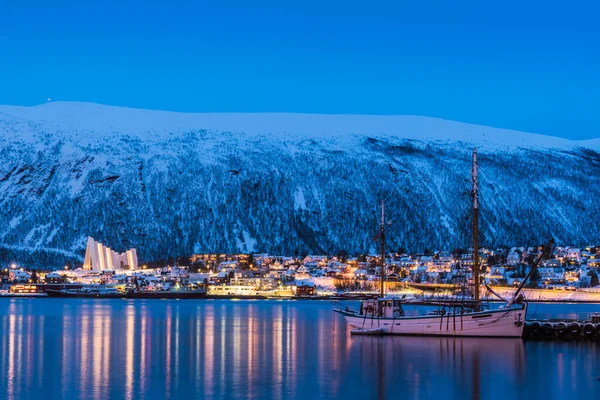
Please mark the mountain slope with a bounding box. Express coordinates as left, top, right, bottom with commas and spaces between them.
0, 102, 599, 266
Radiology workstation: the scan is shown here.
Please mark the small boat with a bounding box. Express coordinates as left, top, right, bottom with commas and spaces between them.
350, 327, 384, 336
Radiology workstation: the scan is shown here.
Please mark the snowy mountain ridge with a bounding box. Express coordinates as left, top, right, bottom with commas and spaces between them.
2, 102, 599, 150
0, 102, 599, 267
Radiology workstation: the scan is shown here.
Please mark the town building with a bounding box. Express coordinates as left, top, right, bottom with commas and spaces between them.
82, 237, 138, 271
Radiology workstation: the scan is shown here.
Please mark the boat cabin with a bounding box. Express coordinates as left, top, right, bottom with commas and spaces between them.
360, 298, 405, 318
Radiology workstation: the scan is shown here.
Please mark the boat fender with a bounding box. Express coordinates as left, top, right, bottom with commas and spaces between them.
555, 322, 568, 336
583, 323, 595, 336
542, 322, 554, 336
569, 322, 581, 335
365, 305, 375, 314
529, 321, 541, 334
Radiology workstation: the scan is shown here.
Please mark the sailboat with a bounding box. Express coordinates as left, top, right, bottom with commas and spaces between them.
335, 149, 552, 337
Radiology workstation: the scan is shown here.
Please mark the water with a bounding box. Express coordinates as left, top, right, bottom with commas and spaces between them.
1, 299, 599, 400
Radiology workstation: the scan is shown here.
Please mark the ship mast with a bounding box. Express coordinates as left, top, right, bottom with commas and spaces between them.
471, 148, 480, 311
380, 200, 386, 298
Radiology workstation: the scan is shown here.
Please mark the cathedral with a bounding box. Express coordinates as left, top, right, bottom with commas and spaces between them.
82, 237, 138, 271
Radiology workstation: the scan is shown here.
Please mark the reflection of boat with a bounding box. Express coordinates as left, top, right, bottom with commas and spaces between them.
335, 149, 553, 337
341, 335, 526, 400
47, 286, 124, 298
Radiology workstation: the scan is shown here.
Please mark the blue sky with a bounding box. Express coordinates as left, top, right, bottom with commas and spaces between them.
0, 0, 598, 139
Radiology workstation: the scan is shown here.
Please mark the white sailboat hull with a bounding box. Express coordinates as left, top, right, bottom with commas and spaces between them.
337, 305, 527, 338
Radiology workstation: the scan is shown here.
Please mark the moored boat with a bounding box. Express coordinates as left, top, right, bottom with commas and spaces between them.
335, 149, 553, 338
0, 290, 48, 298
350, 327, 384, 336
46, 286, 125, 298
337, 300, 527, 337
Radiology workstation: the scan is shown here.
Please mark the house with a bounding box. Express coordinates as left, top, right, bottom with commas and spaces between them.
295, 282, 317, 297
419, 256, 434, 267
212, 271, 230, 284
438, 252, 454, 263
8, 269, 31, 283
386, 272, 403, 282
296, 265, 310, 274
566, 247, 581, 262
218, 261, 238, 272
507, 250, 521, 266
354, 269, 368, 279
543, 259, 562, 268
302, 255, 327, 265
538, 267, 565, 283
44, 272, 63, 284
427, 271, 441, 283
587, 253, 600, 268
270, 261, 285, 270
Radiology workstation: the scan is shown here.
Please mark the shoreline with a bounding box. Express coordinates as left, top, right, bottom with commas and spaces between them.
2, 293, 600, 304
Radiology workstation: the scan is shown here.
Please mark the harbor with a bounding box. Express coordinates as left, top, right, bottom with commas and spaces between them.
2, 2, 598, 398
2, 154, 600, 343
1, 298, 599, 400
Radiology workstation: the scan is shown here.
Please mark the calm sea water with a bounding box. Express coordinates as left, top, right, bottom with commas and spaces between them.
1, 299, 599, 400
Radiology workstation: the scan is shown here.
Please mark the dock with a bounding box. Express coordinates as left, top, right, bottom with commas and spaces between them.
524, 313, 600, 340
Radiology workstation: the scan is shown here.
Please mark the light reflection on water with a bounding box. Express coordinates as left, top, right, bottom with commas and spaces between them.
0, 299, 599, 400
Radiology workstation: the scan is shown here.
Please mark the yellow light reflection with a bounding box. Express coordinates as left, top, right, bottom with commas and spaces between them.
125, 304, 135, 400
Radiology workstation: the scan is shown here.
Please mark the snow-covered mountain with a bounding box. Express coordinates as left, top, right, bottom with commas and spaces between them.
1, 102, 599, 267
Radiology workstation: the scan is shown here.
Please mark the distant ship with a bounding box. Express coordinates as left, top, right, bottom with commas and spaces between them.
335, 149, 552, 337
46, 286, 124, 298
46, 284, 207, 299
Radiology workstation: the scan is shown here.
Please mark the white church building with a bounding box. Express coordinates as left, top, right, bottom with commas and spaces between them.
83, 237, 139, 271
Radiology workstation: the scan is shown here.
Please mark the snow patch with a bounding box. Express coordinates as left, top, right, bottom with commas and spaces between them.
9, 216, 21, 229
46, 227, 59, 245
236, 230, 257, 253
294, 187, 307, 211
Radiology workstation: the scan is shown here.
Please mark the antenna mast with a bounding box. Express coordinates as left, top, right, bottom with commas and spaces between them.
471, 148, 480, 311
380, 200, 386, 298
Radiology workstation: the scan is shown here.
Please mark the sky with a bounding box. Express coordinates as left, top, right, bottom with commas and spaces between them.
0, 0, 599, 140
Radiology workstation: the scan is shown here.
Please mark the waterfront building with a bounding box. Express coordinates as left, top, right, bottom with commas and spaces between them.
82, 237, 138, 271
208, 285, 259, 296
8, 268, 31, 283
